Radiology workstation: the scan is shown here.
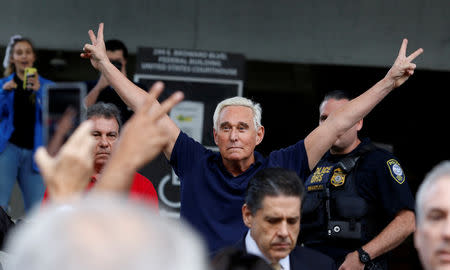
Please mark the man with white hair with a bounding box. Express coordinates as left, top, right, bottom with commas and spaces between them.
4, 195, 209, 270
82, 23, 423, 253
414, 161, 450, 270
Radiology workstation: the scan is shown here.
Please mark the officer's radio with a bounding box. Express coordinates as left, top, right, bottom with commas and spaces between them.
324, 145, 376, 240
327, 220, 362, 239
327, 191, 367, 240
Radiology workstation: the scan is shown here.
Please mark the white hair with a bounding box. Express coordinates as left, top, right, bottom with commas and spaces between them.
4, 194, 209, 270
415, 160, 450, 226
213, 96, 262, 131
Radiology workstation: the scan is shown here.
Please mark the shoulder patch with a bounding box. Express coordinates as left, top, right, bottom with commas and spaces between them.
387, 159, 405, 184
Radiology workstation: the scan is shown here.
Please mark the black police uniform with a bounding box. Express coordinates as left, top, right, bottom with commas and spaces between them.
299, 138, 415, 269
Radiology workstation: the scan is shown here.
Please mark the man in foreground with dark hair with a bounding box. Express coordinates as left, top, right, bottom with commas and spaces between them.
236, 167, 335, 270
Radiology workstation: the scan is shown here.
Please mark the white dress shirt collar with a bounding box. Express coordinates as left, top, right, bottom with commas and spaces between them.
245, 230, 290, 270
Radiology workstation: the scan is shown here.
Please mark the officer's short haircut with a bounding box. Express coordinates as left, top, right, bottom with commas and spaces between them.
105, 39, 128, 59
87, 102, 122, 131
319, 90, 354, 115
244, 168, 304, 215
415, 160, 450, 225
322, 90, 353, 103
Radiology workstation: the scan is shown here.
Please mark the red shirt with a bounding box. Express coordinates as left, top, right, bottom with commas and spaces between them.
43, 172, 159, 210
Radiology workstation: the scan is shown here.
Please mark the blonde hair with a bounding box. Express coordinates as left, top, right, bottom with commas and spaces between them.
3, 36, 35, 77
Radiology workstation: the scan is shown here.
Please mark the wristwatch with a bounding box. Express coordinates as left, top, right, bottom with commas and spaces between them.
357, 248, 371, 264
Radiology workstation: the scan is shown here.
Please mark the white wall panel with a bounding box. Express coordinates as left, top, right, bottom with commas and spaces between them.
0, 0, 448, 70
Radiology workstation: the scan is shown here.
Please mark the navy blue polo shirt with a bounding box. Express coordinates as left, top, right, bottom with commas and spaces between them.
170, 131, 310, 253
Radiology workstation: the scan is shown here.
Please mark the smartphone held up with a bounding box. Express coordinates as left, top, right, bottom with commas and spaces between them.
23, 67, 37, 90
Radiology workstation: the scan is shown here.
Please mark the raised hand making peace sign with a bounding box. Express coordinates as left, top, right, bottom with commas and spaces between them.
81, 22, 108, 71
385, 39, 423, 89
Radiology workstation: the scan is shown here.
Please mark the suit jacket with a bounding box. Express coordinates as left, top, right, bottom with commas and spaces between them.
234, 234, 336, 270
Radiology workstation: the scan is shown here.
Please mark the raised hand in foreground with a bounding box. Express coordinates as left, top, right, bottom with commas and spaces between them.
35, 121, 96, 203
97, 83, 184, 192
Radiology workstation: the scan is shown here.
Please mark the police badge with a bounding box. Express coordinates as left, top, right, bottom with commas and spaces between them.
330, 168, 346, 187
387, 159, 405, 184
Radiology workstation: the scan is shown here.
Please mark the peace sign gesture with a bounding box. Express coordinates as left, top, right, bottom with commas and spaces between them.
81, 23, 109, 71
98, 82, 184, 191
385, 39, 423, 88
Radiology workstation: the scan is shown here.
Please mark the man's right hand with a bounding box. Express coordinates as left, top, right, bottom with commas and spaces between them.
81, 22, 109, 72
80, 23, 181, 161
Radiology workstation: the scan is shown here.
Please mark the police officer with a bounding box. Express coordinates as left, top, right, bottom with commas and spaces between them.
300, 90, 415, 270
